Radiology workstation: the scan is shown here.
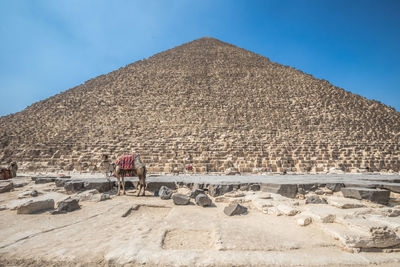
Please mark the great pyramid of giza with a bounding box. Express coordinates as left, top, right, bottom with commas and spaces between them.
1, 37, 399, 174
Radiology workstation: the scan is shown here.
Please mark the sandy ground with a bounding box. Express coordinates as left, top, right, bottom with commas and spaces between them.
1, 175, 400, 266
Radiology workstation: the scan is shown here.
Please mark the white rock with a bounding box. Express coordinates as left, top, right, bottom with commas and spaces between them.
297, 216, 312, 226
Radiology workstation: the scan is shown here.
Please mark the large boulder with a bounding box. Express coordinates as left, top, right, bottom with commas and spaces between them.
195, 193, 212, 207
0, 181, 13, 193
341, 187, 390, 204
261, 184, 298, 198
75, 189, 110, 202
83, 178, 113, 192
224, 204, 247, 216
190, 188, 205, 199
17, 199, 54, 214
159, 186, 173, 200
208, 184, 233, 197
51, 198, 80, 214
64, 180, 84, 193
172, 194, 190, 205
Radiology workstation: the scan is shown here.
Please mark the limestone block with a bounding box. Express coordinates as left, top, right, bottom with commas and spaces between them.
17, 199, 54, 214
261, 183, 298, 198
341, 187, 390, 204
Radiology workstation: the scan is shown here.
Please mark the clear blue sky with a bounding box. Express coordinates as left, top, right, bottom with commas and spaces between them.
1, 0, 399, 116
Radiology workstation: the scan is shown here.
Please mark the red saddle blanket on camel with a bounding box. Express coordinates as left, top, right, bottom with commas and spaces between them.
115, 154, 136, 170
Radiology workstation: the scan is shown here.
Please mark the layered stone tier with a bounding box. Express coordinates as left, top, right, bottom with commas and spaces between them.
0, 37, 399, 173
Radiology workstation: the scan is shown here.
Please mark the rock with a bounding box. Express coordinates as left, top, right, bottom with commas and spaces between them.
190, 188, 205, 199
146, 182, 176, 192
35, 177, 56, 184
214, 196, 227, 203
276, 204, 300, 216
0, 181, 13, 193
257, 192, 272, 199
306, 196, 327, 204
176, 187, 191, 196
326, 183, 344, 192
297, 216, 312, 226
261, 184, 297, 198
208, 184, 233, 197
83, 178, 113, 192
224, 191, 245, 198
30, 190, 39, 197
17, 199, 54, 214
195, 193, 212, 207
302, 206, 337, 223
341, 187, 390, 204
13, 182, 28, 188
249, 184, 261, 191
74, 189, 109, 202
55, 178, 71, 187
252, 198, 274, 212
159, 186, 173, 200
51, 198, 80, 214
64, 180, 84, 193
328, 196, 365, 209
172, 194, 190, 205
224, 204, 247, 216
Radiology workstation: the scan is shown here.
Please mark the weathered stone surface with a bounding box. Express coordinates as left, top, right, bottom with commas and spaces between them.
305, 196, 327, 204
159, 186, 173, 200
328, 196, 365, 209
252, 198, 274, 212
275, 204, 300, 216
83, 178, 113, 192
195, 193, 212, 207
64, 180, 84, 193
75, 189, 110, 202
341, 187, 390, 204
190, 188, 205, 199
172, 194, 190, 205
326, 183, 344, 192
261, 184, 297, 198
52, 198, 80, 214
35, 177, 56, 184
17, 199, 54, 214
302, 206, 337, 223
146, 182, 176, 192
224, 191, 245, 198
208, 184, 234, 197
55, 178, 71, 187
0, 181, 13, 193
224, 204, 247, 216
249, 184, 261, 191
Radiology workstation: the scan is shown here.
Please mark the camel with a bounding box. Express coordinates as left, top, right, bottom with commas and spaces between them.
0, 162, 18, 180
112, 154, 147, 196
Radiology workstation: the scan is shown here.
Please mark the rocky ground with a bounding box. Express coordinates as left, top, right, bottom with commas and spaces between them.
1, 173, 400, 266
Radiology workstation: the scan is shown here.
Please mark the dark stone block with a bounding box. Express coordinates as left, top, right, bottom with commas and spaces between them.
208, 184, 233, 197
52, 198, 80, 214
261, 184, 298, 198
83, 178, 113, 192
249, 184, 261, 191
35, 177, 56, 184
195, 193, 212, 207
341, 187, 390, 204
190, 188, 205, 199
64, 180, 84, 193
305, 196, 327, 204
55, 178, 71, 187
224, 204, 247, 216
172, 194, 190, 205
146, 182, 176, 192
159, 186, 173, 200
326, 183, 344, 192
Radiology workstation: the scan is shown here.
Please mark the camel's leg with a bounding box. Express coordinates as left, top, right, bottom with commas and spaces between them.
122, 176, 126, 195
136, 183, 141, 197
117, 177, 121, 196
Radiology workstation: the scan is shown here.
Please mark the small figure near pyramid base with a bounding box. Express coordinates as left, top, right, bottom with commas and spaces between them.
0, 161, 18, 180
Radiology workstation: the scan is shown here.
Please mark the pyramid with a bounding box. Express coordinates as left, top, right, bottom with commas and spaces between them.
0, 37, 399, 173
